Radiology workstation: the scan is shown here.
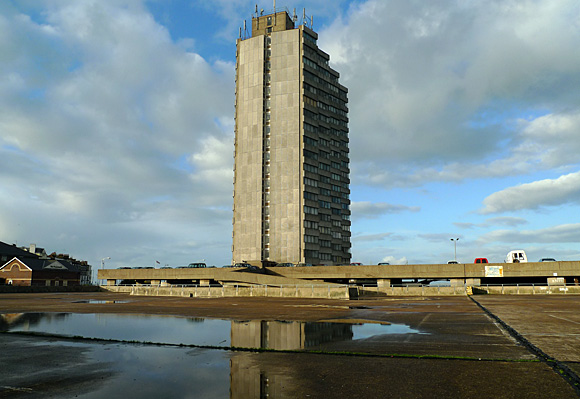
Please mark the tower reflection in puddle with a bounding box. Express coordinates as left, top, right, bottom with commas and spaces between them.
230, 321, 353, 398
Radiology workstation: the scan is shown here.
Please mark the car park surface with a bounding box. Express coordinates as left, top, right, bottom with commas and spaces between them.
1, 293, 579, 398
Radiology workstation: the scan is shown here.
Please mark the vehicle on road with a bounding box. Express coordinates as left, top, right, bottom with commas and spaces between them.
350, 262, 362, 266
505, 250, 527, 263
187, 263, 207, 268
539, 258, 556, 262
447, 260, 459, 264
474, 258, 488, 264
378, 262, 390, 265
276, 262, 294, 267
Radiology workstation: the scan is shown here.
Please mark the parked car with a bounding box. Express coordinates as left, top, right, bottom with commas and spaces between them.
505, 250, 527, 263
187, 262, 207, 268
447, 260, 459, 264
277, 262, 294, 267
539, 258, 556, 262
474, 258, 488, 264
350, 262, 362, 266
378, 262, 390, 265
234, 262, 251, 268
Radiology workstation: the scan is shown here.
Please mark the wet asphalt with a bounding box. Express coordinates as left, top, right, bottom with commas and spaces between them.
1, 292, 579, 398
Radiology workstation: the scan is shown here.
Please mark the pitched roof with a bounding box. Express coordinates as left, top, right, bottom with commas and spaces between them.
2, 257, 80, 272
0, 241, 38, 259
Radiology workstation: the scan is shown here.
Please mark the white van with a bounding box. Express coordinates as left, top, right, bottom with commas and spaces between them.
505, 250, 527, 263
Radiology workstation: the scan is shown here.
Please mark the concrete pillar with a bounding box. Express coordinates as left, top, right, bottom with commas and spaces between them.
450, 279, 465, 286
151, 280, 161, 286
465, 278, 481, 286
200, 279, 211, 286
106, 279, 116, 286
377, 279, 391, 288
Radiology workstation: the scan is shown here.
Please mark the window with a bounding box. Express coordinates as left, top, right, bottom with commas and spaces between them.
332, 208, 341, 215
319, 163, 331, 171
305, 250, 319, 258
320, 240, 331, 248
320, 213, 331, 222
304, 177, 318, 187
320, 226, 331, 235
304, 191, 317, 201
304, 206, 318, 215
304, 150, 318, 160
320, 253, 332, 261
305, 220, 319, 229
318, 200, 331, 209
305, 235, 319, 243
304, 163, 318, 173
304, 136, 318, 146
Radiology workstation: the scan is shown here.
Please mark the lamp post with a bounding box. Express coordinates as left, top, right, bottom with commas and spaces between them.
450, 238, 459, 262
101, 257, 111, 285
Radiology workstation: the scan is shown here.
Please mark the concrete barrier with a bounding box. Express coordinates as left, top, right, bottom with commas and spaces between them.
103, 284, 351, 299
102, 283, 580, 299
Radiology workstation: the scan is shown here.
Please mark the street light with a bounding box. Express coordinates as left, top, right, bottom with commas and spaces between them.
450, 238, 459, 261
101, 257, 111, 285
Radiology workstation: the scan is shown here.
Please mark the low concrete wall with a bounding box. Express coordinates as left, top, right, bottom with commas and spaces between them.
0, 285, 102, 294
473, 285, 580, 295
357, 285, 469, 297
103, 284, 350, 299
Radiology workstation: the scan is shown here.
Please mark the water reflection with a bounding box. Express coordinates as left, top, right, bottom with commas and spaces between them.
232, 320, 353, 350
1, 313, 425, 398
1, 313, 423, 349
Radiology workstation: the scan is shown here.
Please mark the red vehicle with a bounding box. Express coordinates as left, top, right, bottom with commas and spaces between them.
474, 258, 488, 264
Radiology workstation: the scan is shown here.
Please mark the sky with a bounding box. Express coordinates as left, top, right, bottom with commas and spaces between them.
1, 0, 580, 280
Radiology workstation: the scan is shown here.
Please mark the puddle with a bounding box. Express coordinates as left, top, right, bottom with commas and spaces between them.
0, 313, 425, 350
0, 313, 427, 398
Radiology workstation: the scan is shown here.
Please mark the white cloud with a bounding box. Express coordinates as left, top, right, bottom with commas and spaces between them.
319, 0, 580, 188
480, 171, 580, 214
351, 201, 420, 219
479, 223, 580, 244
352, 232, 392, 242
0, 1, 235, 266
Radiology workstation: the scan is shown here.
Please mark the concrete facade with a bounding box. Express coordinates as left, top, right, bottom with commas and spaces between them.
233, 10, 351, 266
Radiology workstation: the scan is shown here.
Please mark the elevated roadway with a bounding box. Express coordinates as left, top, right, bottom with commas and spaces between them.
99, 261, 580, 287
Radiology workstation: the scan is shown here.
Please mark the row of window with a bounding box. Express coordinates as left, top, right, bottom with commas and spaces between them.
304, 83, 347, 110
304, 70, 346, 97
303, 46, 332, 71
304, 122, 349, 141
303, 56, 338, 84
305, 189, 350, 205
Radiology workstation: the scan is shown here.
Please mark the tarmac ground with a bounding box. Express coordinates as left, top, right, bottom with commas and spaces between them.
1, 292, 579, 398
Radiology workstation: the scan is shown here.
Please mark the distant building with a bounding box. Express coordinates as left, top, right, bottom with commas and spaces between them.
0, 240, 91, 286
233, 8, 351, 266
0, 257, 81, 287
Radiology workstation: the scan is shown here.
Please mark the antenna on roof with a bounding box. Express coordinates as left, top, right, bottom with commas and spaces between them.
311, 15, 314, 29
239, 27, 242, 39
273, 0, 276, 11
293, 8, 297, 22
255, 4, 258, 16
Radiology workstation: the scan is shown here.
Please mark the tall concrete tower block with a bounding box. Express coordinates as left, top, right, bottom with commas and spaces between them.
233, 9, 351, 266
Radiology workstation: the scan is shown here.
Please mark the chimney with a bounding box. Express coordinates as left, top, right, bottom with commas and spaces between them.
30, 244, 36, 253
